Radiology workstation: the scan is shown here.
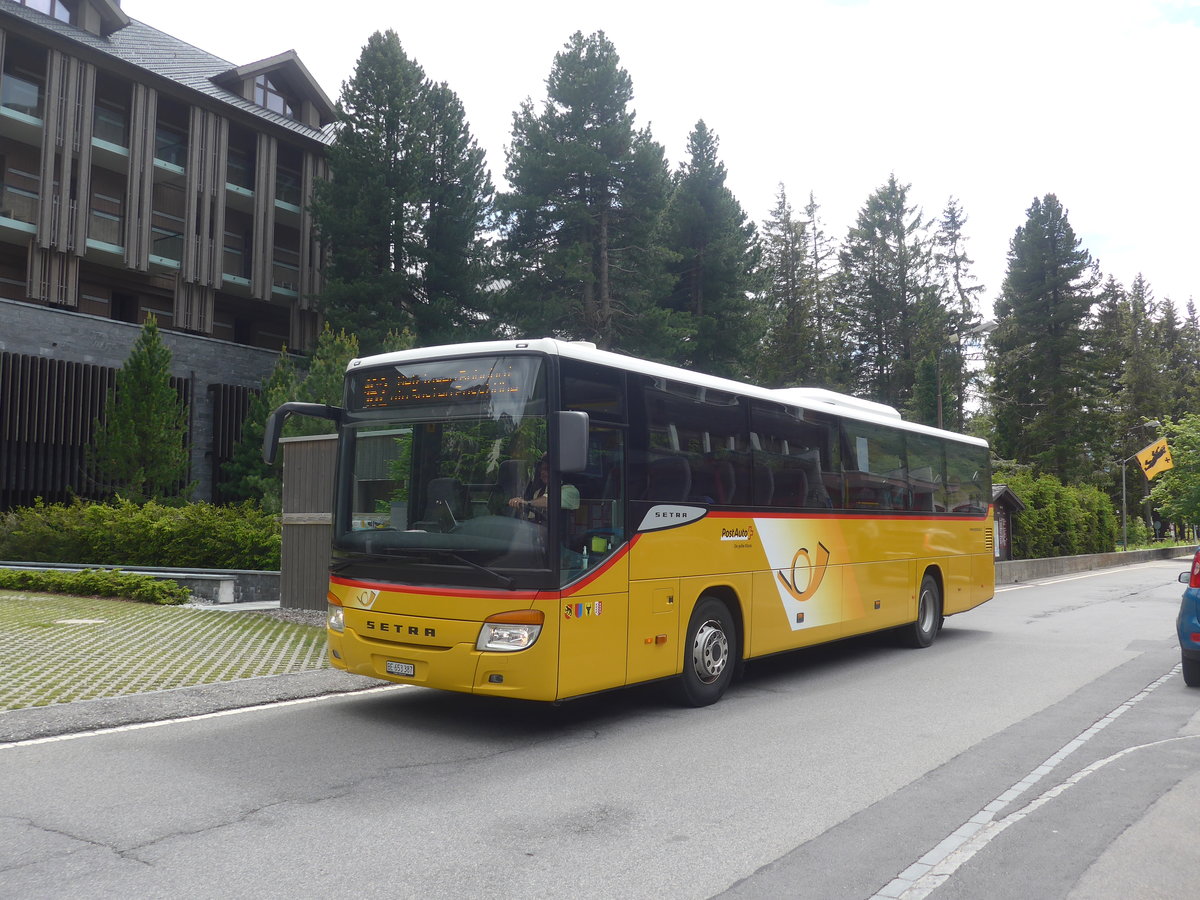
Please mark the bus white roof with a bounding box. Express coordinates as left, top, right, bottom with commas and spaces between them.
348, 338, 988, 448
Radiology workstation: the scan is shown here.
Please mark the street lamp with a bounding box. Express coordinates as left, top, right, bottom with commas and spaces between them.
937, 320, 997, 429
1121, 420, 1162, 550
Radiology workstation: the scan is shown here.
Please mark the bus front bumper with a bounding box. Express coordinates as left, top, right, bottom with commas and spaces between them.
328, 613, 559, 701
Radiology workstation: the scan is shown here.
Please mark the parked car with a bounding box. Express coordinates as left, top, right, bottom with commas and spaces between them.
1176, 548, 1200, 686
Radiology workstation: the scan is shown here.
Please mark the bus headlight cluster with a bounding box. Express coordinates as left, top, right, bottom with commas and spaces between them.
328, 604, 345, 633
476, 610, 544, 651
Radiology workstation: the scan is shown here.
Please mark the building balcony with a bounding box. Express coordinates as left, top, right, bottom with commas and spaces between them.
88, 209, 123, 246
1, 73, 43, 120
0, 187, 38, 227
271, 260, 299, 296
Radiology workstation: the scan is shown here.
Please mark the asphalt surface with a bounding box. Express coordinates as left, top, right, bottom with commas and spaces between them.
2, 584, 1196, 899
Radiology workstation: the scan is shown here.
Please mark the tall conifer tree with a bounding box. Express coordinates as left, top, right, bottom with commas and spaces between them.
312, 31, 493, 352
89, 315, 190, 502
838, 175, 944, 409
498, 31, 671, 351
990, 194, 1098, 480
660, 121, 760, 377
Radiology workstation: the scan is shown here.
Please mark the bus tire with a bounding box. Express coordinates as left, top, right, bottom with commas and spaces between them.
676, 596, 738, 707
898, 573, 941, 649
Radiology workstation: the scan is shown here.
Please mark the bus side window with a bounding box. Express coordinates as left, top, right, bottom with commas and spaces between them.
749, 402, 839, 510
907, 433, 947, 512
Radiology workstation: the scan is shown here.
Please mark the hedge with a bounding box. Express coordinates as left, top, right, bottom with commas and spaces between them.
1000, 471, 1119, 559
0, 498, 281, 570
0, 568, 191, 605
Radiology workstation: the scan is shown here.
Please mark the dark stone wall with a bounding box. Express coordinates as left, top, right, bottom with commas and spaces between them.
0, 298, 290, 501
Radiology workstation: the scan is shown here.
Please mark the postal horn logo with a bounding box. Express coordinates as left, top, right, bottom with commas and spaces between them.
777, 542, 831, 602
356, 589, 380, 609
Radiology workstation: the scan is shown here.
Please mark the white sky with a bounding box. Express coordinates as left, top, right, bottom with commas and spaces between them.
124, 0, 1200, 314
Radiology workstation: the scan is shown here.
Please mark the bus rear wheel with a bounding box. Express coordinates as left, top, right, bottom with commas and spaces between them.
676, 596, 738, 707
898, 573, 941, 649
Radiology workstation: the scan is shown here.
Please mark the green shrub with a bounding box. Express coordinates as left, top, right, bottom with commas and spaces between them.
0, 498, 281, 570
1000, 470, 1119, 559
0, 568, 191, 605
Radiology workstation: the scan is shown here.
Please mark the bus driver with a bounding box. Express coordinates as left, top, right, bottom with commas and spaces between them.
509, 455, 580, 522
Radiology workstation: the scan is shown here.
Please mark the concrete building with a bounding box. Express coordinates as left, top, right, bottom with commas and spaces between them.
0, 0, 333, 507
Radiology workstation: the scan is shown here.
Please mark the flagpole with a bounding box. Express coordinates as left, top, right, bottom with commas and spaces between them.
1122, 421, 1163, 550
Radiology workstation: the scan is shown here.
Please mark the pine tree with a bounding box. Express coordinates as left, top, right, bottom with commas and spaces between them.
659, 121, 760, 378
990, 194, 1099, 480
219, 350, 298, 511
89, 314, 191, 502
756, 186, 848, 388
312, 31, 494, 352
838, 175, 945, 409
757, 185, 811, 386
928, 198, 987, 431
1118, 275, 1170, 431
498, 31, 672, 351
1089, 276, 1132, 465
291, 326, 361, 436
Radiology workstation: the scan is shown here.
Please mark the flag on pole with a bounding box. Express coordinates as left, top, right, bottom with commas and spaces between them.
1136, 438, 1173, 480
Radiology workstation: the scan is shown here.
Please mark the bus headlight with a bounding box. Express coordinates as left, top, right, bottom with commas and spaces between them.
476, 610, 544, 651
328, 604, 345, 633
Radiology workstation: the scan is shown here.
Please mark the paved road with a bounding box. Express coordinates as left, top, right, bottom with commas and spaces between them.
1, 561, 1195, 898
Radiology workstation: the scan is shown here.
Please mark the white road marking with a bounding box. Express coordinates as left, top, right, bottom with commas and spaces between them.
0, 684, 409, 750
870, 666, 1182, 900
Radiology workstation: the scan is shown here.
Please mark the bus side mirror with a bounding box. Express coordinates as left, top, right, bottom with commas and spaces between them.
262, 402, 342, 464
556, 410, 589, 473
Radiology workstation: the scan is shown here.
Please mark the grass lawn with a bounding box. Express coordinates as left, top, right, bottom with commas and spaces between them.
0, 591, 328, 711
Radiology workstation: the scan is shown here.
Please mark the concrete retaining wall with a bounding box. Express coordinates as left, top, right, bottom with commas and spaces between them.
4, 546, 1194, 605
996, 545, 1193, 584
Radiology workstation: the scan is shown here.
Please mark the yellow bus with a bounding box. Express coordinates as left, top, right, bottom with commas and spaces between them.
264, 338, 994, 706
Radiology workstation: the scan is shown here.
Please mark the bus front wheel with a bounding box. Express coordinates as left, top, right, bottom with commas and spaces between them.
898, 573, 941, 649
676, 596, 738, 707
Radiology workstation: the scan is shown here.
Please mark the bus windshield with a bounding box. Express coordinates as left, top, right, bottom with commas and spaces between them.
333, 355, 557, 587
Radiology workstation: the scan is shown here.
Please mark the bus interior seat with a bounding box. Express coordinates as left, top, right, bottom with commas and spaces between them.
712, 458, 735, 503
498, 458, 526, 506
645, 455, 692, 502
773, 466, 808, 508
418, 477, 468, 530
753, 464, 775, 506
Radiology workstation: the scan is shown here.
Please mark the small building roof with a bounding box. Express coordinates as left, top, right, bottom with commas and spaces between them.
992, 483, 1026, 512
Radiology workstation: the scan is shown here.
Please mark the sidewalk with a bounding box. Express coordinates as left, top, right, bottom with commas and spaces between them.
0, 590, 376, 742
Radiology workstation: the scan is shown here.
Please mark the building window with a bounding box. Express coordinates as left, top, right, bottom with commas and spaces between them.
93, 101, 126, 146
89, 190, 124, 245
2, 43, 47, 120
154, 123, 188, 167
17, 0, 72, 23
254, 75, 296, 120
226, 145, 254, 190
275, 165, 301, 206
1, 165, 41, 224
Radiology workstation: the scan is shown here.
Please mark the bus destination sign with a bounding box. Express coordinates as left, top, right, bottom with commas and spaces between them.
357, 364, 521, 409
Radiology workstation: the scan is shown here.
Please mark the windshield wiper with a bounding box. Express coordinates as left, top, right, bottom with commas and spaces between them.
331, 547, 516, 590
424, 549, 516, 590
330, 551, 407, 573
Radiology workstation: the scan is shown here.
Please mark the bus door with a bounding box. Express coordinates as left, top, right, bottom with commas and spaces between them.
556, 424, 631, 698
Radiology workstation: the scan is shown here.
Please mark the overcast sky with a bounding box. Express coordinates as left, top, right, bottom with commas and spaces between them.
124, 0, 1199, 315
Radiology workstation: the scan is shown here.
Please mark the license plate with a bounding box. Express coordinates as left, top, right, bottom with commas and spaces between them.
385, 661, 415, 677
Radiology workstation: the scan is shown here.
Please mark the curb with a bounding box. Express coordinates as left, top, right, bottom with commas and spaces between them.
0, 669, 389, 744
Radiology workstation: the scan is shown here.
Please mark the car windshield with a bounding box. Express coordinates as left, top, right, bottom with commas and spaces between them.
333, 355, 555, 585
